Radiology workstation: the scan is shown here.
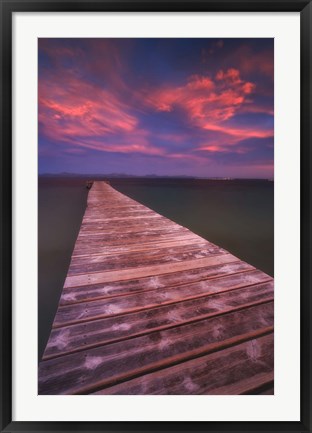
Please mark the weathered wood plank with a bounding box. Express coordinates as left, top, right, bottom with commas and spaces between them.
77, 225, 193, 239
63, 253, 237, 288
84, 207, 155, 215
44, 284, 273, 360
72, 233, 203, 254
60, 260, 253, 306
82, 214, 162, 223
80, 213, 176, 227
72, 239, 211, 258
70, 242, 219, 264
80, 216, 174, 230
92, 333, 274, 395
73, 229, 203, 247
39, 302, 273, 394
55, 272, 272, 328
67, 244, 226, 276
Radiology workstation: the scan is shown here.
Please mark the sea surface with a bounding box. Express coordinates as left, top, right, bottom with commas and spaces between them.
38, 177, 274, 360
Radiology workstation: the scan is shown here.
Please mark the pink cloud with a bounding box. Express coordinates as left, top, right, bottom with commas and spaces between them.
216, 68, 242, 83
39, 40, 167, 157
146, 68, 270, 152
39, 72, 144, 153
201, 123, 273, 139
148, 69, 255, 123
40, 80, 137, 135
39, 74, 164, 157
70, 133, 165, 156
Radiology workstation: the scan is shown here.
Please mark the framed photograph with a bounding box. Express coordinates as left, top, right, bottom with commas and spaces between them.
1, 0, 311, 432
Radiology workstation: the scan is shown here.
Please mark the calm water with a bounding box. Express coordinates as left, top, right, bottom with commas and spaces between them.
38, 177, 274, 360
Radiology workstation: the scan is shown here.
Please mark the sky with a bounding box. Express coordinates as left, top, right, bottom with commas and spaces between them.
38, 38, 274, 178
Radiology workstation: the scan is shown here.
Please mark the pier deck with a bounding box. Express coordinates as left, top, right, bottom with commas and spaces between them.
38, 181, 274, 395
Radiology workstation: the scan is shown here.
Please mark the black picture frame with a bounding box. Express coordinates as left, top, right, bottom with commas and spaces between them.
1, 0, 311, 432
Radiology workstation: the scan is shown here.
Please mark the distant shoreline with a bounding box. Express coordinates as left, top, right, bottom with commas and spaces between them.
39, 173, 274, 182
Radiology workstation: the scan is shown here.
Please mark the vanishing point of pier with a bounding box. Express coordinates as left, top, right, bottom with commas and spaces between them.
38, 181, 274, 395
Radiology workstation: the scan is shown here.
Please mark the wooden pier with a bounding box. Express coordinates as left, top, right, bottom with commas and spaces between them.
38, 181, 274, 395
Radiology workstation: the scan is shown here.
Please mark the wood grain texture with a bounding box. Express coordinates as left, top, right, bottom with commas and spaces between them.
92, 333, 274, 395
39, 303, 273, 395
59, 260, 254, 306
44, 283, 273, 360
54, 273, 272, 327
39, 181, 274, 395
